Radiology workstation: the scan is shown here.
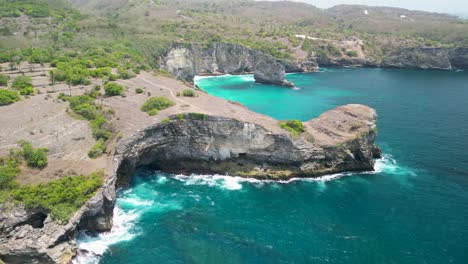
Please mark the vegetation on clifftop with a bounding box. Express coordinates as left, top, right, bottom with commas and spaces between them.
13, 172, 103, 223
0, 143, 103, 223
19, 140, 49, 168
0, 89, 20, 106
280, 120, 306, 136
141, 96, 175, 116
59, 93, 116, 158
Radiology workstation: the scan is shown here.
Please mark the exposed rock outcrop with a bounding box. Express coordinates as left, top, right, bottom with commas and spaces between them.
254, 58, 294, 87
163, 42, 318, 86
377, 47, 468, 70
449, 47, 468, 69
115, 105, 380, 181
381, 48, 453, 70
0, 104, 380, 263
316, 56, 379, 68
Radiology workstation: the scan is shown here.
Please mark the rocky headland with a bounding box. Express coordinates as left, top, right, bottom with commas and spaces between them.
0, 70, 380, 263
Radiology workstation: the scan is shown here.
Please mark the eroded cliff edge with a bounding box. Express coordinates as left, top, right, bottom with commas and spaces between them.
164, 43, 468, 79
115, 105, 381, 181
163, 42, 318, 86
0, 70, 380, 263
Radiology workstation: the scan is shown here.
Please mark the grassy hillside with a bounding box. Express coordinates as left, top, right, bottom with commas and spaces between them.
0, 0, 467, 67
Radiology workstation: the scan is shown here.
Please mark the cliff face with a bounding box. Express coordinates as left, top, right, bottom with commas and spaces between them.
316, 56, 379, 68
449, 48, 468, 69
254, 58, 294, 87
381, 48, 453, 70
115, 105, 380, 181
163, 43, 318, 85
0, 105, 380, 263
165, 43, 468, 80
379, 47, 468, 70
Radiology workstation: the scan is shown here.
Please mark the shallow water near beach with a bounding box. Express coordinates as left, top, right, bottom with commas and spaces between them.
77, 68, 468, 263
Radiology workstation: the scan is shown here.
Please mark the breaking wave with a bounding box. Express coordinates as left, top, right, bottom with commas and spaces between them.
73, 206, 140, 264
74, 154, 414, 263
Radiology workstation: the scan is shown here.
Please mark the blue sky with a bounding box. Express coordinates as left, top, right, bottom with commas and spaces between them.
283, 0, 468, 15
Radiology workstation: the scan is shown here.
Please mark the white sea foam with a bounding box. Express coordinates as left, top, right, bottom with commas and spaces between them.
119, 196, 154, 207
374, 154, 416, 176
75, 154, 412, 263
172, 170, 361, 191
194, 74, 255, 82
156, 175, 169, 184
171, 154, 417, 190
73, 206, 140, 264
239, 75, 255, 82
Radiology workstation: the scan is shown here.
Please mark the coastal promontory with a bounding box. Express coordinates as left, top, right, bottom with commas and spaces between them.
0, 70, 380, 263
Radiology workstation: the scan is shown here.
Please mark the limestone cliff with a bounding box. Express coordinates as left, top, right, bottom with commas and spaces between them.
164, 43, 468, 78
381, 48, 453, 70
163, 43, 318, 86
0, 104, 380, 263
115, 105, 380, 181
374, 47, 468, 70
254, 58, 294, 87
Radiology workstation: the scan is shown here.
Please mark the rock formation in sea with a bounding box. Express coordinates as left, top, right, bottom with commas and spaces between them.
164, 43, 468, 87
0, 103, 380, 263
253, 57, 294, 87
163, 42, 318, 86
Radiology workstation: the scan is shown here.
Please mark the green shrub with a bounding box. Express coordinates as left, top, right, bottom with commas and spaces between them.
117, 67, 135, 79
181, 89, 197, 97
346, 50, 358, 57
0, 74, 9, 86
189, 113, 206, 120
54, 62, 91, 86
326, 44, 342, 57
279, 120, 306, 136
61, 94, 115, 157
12, 76, 34, 95
19, 86, 34, 95
88, 139, 106, 158
74, 103, 97, 120
92, 128, 113, 141
12, 172, 103, 223
19, 141, 49, 168
176, 113, 185, 121
104, 82, 125, 96
135, 88, 144, 94
147, 109, 159, 116
0, 89, 20, 106
108, 74, 117, 81
50, 69, 67, 83
12, 75, 32, 90
141, 96, 175, 114
0, 154, 20, 190
90, 67, 112, 78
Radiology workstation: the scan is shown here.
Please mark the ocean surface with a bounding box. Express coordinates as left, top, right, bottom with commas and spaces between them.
76, 68, 468, 264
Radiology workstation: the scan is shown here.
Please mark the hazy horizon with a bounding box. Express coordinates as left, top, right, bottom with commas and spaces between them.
269, 0, 468, 16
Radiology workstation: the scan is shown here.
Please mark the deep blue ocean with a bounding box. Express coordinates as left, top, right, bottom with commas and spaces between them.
76, 68, 468, 264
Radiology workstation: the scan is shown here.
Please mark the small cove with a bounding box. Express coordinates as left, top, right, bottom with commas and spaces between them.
76, 68, 468, 264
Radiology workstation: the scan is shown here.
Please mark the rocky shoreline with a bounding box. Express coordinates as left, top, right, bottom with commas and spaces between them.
2, 41, 466, 262
164, 42, 318, 87
1, 102, 381, 263
164, 43, 468, 87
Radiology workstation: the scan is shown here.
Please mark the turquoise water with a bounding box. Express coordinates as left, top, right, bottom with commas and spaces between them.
77, 68, 468, 263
